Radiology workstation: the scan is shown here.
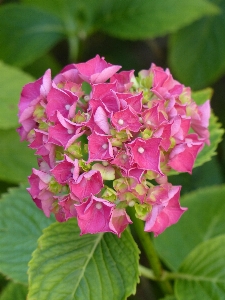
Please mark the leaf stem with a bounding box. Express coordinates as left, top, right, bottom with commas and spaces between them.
129, 209, 173, 295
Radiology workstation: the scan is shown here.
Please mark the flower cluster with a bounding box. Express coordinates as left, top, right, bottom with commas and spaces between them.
18, 55, 210, 237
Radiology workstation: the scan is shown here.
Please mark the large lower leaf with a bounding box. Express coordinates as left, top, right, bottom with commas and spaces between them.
175, 235, 225, 300
0, 129, 37, 183
0, 4, 64, 67
0, 186, 55, 284
0, 61, 34, 130
28, 219, 140, 300
0, 282, 27, 300
154, 185, 225, 271
169, 0, 225, 89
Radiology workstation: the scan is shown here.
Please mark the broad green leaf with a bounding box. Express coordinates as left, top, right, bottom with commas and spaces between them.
97, 0, 219, 40
175, 235, 225, 300
0, 186, 55, 284
0, 61, 34, 129
169, 0, 225, 89
159, 296, 177, 300
22, 0, 219, 40
0, 129, 37, 183
0, 4, 64, 67
0, 282, 27, 300
192, 88, 213, 105
154, 185, 225, 271
28, 219, 140, 300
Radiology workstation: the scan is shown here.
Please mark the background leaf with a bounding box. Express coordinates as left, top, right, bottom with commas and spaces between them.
154, 185, 225, 271
22, 0, 219, 40
169, 0, 225, 89
96, 0, 219, 40
0, 282, 27, 300
0, 186, 55, 284
0, 4, 64, 67
0, 61, 34, 130
175, 235, 225, 300
0, 129, 37, 183
28, 219, 140, 300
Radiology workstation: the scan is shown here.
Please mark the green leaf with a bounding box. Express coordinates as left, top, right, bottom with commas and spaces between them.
28, 219, 140, 300
0, 129, 37, 183
22, 0, 219, 40
0, 282, 27, 300
0, 186, 55, 284
192, 87, 214, 105
97, 0, 219, 40
159, 296, 177, 300
169, 0, 225, 89
154, 185, 225, 271
175, 235, 225, 300
0, 61, 34, 130
0, 4, 64, 67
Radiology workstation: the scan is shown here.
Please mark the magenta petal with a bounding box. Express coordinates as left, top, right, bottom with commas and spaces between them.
70, 170, 103, 201
109, 208, 132, 237
87, 132, 114, 162
168, 138, 203, 174
111, 106, 141, 132
75, 195, 115, 234
144, 185, 187, 236
127, 137, 162, 174
74, 55, 121, 83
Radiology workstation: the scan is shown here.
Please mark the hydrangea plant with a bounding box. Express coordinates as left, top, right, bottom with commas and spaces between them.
17, 55, 210, 239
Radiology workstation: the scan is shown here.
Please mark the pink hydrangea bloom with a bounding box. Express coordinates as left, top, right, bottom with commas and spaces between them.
18, 56, 210, 237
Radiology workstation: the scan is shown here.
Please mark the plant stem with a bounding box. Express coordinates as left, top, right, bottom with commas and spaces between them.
129, 209, 173, 295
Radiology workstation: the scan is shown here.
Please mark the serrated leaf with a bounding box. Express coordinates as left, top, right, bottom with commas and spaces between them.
0, 129, 37, 183
169, 0, 225, 89
97, 0, 219, 40
175, 235, 225, 300
154, 185, 225, 271
0, 61, 34, 129
0, 282, 27, 300
28, 219, 140, 300
192, 87, 213, 105
0, 4, 64, 67
0, 186, 55, 284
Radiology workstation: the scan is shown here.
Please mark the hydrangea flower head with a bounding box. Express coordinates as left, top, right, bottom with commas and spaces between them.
18, 55, 210, 237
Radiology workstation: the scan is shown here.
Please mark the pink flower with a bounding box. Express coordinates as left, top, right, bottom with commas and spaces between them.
70, 170, 103, 201
87, 132, 114, 162
144, 184, 187, 236
109, 208, 132, 237
51, 155, 79, 184
111, 106, 142, 132
127, 137, 162, 173
168, 134, 203, 174
75, 195, 115, 234
74, 55, 121, 83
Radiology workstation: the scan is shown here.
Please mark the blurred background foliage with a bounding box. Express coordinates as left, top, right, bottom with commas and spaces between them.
0, 0, 224, 299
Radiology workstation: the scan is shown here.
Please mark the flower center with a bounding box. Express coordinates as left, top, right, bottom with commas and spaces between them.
96, 203, 102, 210
84, 95, 90, 102
65, 104, 71, 110
138, 147, 145, 154
67, 129, 74, 134
102, 143, 108, 149
118, 119, 124, 125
